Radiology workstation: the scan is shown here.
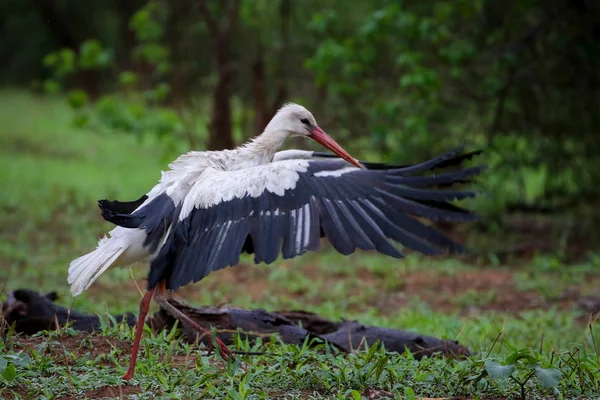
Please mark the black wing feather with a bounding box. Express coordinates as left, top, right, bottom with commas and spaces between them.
319, 197, 356, 256
345, 200, 403, 258
312, 147, 482, 172
98, 195, 148, 216
369, 198, 463, 253
360, 199, 441, 255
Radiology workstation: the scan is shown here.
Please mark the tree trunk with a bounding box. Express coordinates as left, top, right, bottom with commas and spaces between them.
165, 1, 197, 104
207, 35, 235, 150
114, 0, 144, 71
252, 43, 269, 136
199, 0, 240, 151
271, 0, 291, 115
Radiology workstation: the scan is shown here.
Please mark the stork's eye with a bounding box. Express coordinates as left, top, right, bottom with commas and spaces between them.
300, 118, 310, 125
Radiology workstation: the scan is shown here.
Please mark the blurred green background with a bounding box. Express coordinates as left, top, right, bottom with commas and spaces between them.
2, 0, 599, 260
1, 0, 599, 293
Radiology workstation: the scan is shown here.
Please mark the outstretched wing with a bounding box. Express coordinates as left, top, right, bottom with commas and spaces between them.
103, 147, 485, 291
97, 147, 480, 217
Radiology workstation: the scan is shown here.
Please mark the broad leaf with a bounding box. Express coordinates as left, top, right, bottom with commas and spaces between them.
535, 366, 562, 389
4, 353, 31, 367
403, 386, 417, 400
485, 360, 515, 380
2, 363, 16, 382
350, 390, 362, 400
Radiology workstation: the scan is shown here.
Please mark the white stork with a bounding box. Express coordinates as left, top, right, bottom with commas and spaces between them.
68, 103, 483, 380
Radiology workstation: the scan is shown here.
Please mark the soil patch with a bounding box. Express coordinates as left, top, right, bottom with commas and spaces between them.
0, 386, 29, 400
56, 385, 142, 400
176, 263, 599, 319
386, 269, 546, 314
11, 333, 131, 367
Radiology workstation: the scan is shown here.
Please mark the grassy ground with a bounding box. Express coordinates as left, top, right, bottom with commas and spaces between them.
0, 90, 599, 399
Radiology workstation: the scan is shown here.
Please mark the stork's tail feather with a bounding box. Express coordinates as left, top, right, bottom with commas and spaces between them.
68, 237, 125, 296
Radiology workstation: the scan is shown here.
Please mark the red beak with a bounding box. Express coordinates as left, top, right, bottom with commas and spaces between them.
309, 126, 362, 168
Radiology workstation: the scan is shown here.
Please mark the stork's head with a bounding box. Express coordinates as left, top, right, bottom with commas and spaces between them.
265, 103, 361, 168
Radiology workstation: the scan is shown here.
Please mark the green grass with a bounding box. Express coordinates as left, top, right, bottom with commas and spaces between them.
0, 90, 599, 399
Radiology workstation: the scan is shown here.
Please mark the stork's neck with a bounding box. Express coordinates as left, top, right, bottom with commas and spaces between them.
237, 129, 289, 166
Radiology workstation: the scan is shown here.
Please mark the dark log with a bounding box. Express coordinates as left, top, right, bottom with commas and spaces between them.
1, 289, 136, 335
576, 296, 600, 315
275, 310, 470, 359
148, 299, 341, 351
323, 321, 470, 359
2, 290, 470, 359
274, 309, 342, 335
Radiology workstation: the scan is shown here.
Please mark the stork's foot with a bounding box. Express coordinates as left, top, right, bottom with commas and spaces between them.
122, 371, 135, 381
208, 334, 233, 362
153, 292, 236, 363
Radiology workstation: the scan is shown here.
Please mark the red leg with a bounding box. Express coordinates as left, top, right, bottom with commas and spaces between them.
122, 286, 157, 381
154, 282, 234, 362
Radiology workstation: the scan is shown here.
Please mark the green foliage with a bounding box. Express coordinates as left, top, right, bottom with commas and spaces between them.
306, 0, 599, 220
43, 48, 76, 78
79, 39, 114, 69
307, 2, 462, 149
130, 2, 170, 73
535, 365, 561, 389
27, 0, 600, 222
0, 327, 598, 398
130, 3, 164, 42
0, 353, 31, 382
485, 359, 515, 379
483, 353, 563, 397
40, 1, 187, 156
67, 89, 88, 109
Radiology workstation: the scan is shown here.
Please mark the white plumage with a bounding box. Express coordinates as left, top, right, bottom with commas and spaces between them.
68, 104, 337, 296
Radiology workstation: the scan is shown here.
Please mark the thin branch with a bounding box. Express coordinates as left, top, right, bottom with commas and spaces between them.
197, 0, 219, 37
479, 7, 563, 65
223, 0, 241, 34
272, 0, 291, 115
487, 64, 518, 143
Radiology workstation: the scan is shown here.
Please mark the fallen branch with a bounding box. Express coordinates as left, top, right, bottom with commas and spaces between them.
1, 289, 136, 335
2, 289, 471, 359
276, 309, 470, 358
